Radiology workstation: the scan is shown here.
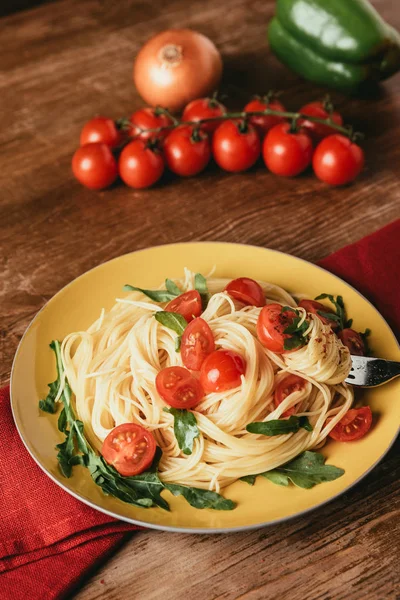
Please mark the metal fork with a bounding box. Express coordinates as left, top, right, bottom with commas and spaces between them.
345, 355, 400, 387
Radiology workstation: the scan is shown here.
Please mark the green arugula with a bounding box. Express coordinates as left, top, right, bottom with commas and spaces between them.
154, 311, 188, 352
39, 340, 63, 414
165, 483, 235, 510
194, 272, 209, 309
281, 306, 309, 351
246, 415, 312, 436
165, 278, 181, 296
360, 328, 372, 354
240, 474, 257, 486
314, 293, 352, 330
123, 285, 178, 303
163, 408, 200, 455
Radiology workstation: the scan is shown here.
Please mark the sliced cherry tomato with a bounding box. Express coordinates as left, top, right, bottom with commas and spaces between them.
212, 120, 260, 172
72, 143, 118, 190
165, 290, 202, 323
339, 328, 365, 356
156, 366, 204, 409
328, 406, 372, 442
182, 97, 227, 135
80, 116, 123, 148
299, 101, 343, 144
130, 107, 173, 141
312, 135, 364, 186
181, 318, 215, 371
298, 299, 338, 331
244, 97, 286, 137
257, 303, 301, 353
274, 374, 306, 418
163, 126, 211, 177
102, 423, 156, 476
225, 277, 266, 307
119, 140, 164, 189
263, 122, 313, 177
200, 350, 246, 393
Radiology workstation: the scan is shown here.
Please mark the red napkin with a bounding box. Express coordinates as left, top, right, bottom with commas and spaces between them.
1, 218, 399, 599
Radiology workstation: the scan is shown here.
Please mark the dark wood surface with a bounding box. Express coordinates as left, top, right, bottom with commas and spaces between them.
1, 1, 399, 598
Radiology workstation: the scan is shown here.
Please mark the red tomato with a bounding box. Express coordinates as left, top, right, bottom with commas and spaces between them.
299, 102, 343, 143
156, 366, 204, 409
212, 120, 261, 172
313, 135, 364, 186
182, 97, 227, 135
328, 406, 372, 442
257, 304, 301, 353
72, 143, 118, 190
339, 328, 365, 356
163, 126, 211, 177
119, 140, 164, 189
130, 107, 173, 141
200, 350, 246, 393
274, 374, 306, 418
225, 277, 266, 307
80, 116, 122, 148
102, 423, 156, 476
263, 123, 313, 177
181, 318, 215, 371
165, 290, 202, 323
244, 97, 286, 137
298, 299, 338, 331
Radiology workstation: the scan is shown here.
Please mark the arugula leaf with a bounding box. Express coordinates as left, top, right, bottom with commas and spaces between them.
165, 483, 236, 510
281, 307, 309, 351
155, 311, 187, 335
262, 451, 344, 489
246, 416, 312, 436
261, 471, 290, 486
194, 273, 208, 295
123, 285, 178, 303
240, 474, 257, 486
56, 430, 75, 478
165, 278, 181, 296
39, 340, 63, 413
315, 293, 348, 330
175, 336, 182, 352
57, 407, 67, 433
164, 408, 200, 455
360, 328, 372, 354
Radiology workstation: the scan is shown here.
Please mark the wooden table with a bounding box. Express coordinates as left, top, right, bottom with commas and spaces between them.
1, 1, 399, 598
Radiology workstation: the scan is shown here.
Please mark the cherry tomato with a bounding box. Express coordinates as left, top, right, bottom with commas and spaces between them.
165, 290, 202, 323
299, 101, 343, 143
313, 135, 364, 186
182, 97, 227, 135
257, 304, 301, 353
163, 126, 211, 177
80, 116, 122, 148
200, 350, 246, 393
102, 423, 156, 476
244, 97, 286, 137
130, 107, 173, 141
274, 374, 306, 418
225, 277, 266, 307
339, 329, 365, 356
328, 406, 372, 442
156, 366, 204, 409
263, 123, 313, 177
119, 140, 164, 189
181, 318, 215, 371
212, 120, 261, 173
298, 299, 338, 331
72, 143, 118, 190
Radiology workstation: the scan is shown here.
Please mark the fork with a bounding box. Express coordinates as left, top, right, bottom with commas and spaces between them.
345, 355, 400, 387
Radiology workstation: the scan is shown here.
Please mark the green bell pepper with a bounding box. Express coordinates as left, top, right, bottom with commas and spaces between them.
268, 0, 400, 92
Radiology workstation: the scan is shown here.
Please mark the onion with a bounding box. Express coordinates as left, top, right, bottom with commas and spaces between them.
133, 29, 223, 113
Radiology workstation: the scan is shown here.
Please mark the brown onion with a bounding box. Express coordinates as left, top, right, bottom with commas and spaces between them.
133, 29, 223, 113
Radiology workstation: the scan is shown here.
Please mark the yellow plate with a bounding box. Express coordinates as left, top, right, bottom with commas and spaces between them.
11, 243, 400, 532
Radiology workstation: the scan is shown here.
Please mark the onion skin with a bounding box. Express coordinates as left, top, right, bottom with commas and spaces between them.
133, 29, 223, 113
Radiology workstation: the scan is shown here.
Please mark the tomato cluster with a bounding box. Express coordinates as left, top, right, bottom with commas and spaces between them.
72, 96, 364, 191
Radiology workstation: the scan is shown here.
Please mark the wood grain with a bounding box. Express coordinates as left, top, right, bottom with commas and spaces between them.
0, 0, 399, 598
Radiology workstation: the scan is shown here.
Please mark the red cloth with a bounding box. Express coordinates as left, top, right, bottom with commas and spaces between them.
1, 218, 399, 599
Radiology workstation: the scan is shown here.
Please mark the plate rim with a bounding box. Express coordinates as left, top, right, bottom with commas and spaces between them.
10, 241, 400, 534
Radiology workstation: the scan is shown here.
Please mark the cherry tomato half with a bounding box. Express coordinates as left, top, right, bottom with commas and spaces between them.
299, 101, 343, 144
212, 120, 261, 173
328, 406, 372, 442
80, 116, 122, 148
102, 423, 156, 476
313, 135, 364, 186
200, 350, 246, 393
72, 143, 118, 190
339, 328, 365, 356
263, 123, 313, 177
130, 107, 173, 141
165, 290, 202, 323
156, 366, 204, 409
298, 299, 338, 331
225, 277, 266, 307
163, 126, 211, 177
182, 97, 227, 135
257, 304, 302, 354
274, 374, 306, 418
119, 140, 164, 189
244, 97, 286, 137
181, 318, 215, 371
